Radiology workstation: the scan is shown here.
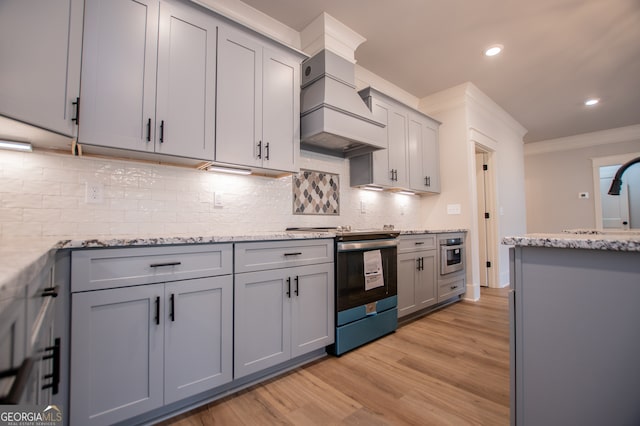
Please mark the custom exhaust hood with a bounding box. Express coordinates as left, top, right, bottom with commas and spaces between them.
300, 50, 386, 158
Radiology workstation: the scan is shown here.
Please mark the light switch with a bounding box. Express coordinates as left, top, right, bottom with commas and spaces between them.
446, 204, 461, 215
214, 192, 223, 207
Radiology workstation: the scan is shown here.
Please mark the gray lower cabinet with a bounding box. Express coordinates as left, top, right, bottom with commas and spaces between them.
70, 244, 232, 426
0, 0, 83, 136
397, 235, 438, 318
234, 240, 334, 379
510, 246, 640, 426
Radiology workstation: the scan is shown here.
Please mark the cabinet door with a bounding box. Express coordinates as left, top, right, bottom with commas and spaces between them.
388, 109, 409, 187
397, 252, 418, 317
70, 284, 164, 426
79, 0, 159, 151
416, 251, 437, 309
0, 0, 83, 136
164, 276, 232, 404
155, 1, 217, 160
409, 115, 440, 193
370, 98, 392, 186
234, 269, 290, 378
261, 48, 299, 172
216, 26, 263, 168
290, 263, 334, 357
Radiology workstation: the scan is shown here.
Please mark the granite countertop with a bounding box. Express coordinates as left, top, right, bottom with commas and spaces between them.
0, 231, 333, 311
502, 232, 640, 252
400, 229, 467, 235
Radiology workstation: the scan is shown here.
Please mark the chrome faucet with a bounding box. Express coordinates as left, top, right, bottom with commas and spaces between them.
608, 156, 640, 195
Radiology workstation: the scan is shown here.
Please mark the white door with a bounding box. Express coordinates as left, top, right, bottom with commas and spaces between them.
70, 284, 164, 426
79, 0, 159, 151
155, 1, 217, 160
600, 165, 630, 229
164, 276, 232, 404
476, 151, 490, 287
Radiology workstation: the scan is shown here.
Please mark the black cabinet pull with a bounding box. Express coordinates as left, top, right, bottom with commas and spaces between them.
416, 258, 421, 271
41, 286, 58, 298
265, 142, 270, 160
283, 252, 302, 257
149, 261, 181, 268
170, 294, 175, 322
41, 338, 60, 395
72, 97, 80, 125
286, 277, 291, 298
257, 141, 262, 159
155, 296, 160, 325
450, 285, 458, 290
159, 120, 165, 143
415, 241, 425, 245
426, 176, 431, 187
146, 118, 151, 142
294, 276, 299, 296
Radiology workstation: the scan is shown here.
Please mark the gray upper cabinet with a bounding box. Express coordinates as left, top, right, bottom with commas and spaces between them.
216, 25, 301, 172
0, 0, 83, 136
408, 113, 440, 193
350, 88, 440, 194
79, 0, 217, 160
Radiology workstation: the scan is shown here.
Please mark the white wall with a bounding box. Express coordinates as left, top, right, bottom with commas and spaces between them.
419, 83, 527, 293
525, 125, 640, 232
0, 148, 423, 241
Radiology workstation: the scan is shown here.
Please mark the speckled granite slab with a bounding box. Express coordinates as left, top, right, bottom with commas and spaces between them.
400, 229, 467, 235
502, 233, 640, 252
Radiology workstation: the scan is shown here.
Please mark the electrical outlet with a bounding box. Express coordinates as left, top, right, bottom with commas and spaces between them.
360, 200, 366, 214
85, 182, 104, 204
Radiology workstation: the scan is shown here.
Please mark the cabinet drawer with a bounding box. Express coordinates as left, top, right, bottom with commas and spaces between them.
71, 244, 232, 292
235, 239, 334, 273
438, 276, 465, 302
398, 234, 436, 253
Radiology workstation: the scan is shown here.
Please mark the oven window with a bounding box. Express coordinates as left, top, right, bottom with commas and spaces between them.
446, 248, 461, 265
336, 247, 397, 312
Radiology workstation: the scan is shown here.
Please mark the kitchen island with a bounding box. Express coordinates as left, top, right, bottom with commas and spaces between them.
503, 232, 640, 426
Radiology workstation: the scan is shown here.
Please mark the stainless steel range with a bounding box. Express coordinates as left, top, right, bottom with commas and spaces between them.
287, 226, 399, 355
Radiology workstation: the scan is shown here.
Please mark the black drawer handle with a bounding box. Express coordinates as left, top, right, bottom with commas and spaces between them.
415, 241, 425, 245
42, 286, 58, 298
159, 120, 165, 143
146, 118, 151, 142
294, 276, 299, 296
149, 262, 182, 268
286, 277, 291, 298
283, 252, 302, 257
450, 285, 458, 290
72, 97, 80, 125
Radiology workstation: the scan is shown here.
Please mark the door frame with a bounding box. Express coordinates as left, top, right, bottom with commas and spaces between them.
591, 152, 640, 230
474, 142, 499, 288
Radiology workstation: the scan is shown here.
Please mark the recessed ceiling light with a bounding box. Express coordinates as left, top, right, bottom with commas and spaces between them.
584, 98, 600, 106
484, 44, 503, 57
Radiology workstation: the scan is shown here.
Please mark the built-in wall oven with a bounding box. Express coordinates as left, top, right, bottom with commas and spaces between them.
437, 233, 467, 302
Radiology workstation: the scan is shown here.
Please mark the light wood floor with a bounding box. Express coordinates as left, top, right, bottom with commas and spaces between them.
162, 287, 510, 425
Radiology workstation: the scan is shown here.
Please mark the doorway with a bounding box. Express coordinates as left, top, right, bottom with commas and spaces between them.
592, 152, 640, 230
475, 147, 496, 287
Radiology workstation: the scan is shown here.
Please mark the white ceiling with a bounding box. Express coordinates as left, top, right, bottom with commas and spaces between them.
240, 0, 640, 143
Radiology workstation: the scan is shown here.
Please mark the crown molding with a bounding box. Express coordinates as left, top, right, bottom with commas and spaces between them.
464, 83, 527, 138
191, 0, 301, 49
524, 124, 640, 156
300, 12, 366, 62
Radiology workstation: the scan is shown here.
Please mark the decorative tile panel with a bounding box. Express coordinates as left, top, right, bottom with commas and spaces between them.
292, 169, 339, 215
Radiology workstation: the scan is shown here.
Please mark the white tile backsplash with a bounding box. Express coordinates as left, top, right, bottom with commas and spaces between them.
0, 149, 424, 241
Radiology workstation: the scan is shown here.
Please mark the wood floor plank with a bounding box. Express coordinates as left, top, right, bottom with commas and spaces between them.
160, 287, 510, 425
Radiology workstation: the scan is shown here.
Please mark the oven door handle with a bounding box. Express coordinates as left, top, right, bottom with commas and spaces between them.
441, 244, 464, 251
337, 239, 398, 252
